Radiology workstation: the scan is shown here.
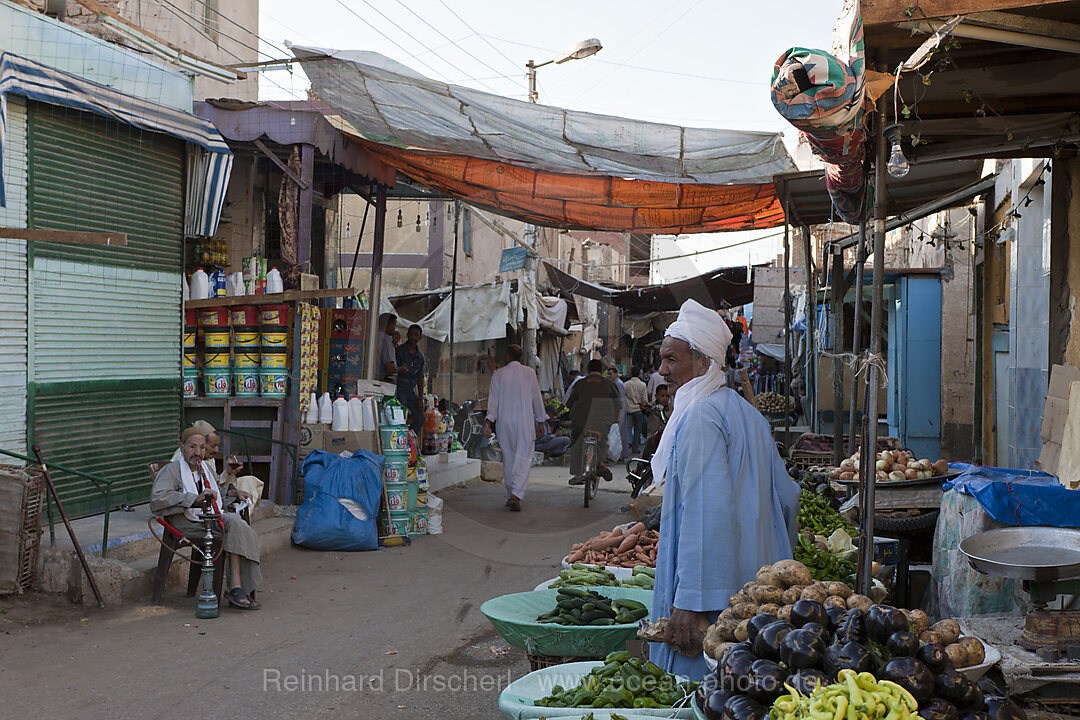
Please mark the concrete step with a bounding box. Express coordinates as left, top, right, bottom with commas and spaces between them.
426, 457, 480, 492
37, 510, 295, 608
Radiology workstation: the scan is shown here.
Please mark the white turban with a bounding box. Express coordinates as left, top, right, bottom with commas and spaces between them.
664, 299, 733, 362
649, 299, 734, 490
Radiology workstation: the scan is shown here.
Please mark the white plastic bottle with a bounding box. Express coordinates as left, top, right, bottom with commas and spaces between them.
267, 268, 283, 294
190, 268, 209, 300
360, 396, 377, 431
305, 393, 319, 423
318, 392, 333, 424
331, 395, 349, 431
348, 397, 364, 431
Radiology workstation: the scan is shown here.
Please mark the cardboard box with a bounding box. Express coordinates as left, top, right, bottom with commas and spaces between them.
323, 430, 379, 455
299, 424, 323, 456
1037, 364, 1080, 475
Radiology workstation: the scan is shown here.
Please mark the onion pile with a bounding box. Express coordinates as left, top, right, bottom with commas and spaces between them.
829, 450, 950, 484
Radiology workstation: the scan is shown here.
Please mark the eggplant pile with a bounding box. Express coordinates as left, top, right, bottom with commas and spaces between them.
696, 599, 1020, 720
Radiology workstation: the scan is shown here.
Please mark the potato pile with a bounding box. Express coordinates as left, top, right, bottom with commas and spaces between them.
703, 559, 869, 660
828, 450, 950, 484
754, 391, 794, 414
902, 614, 986, 669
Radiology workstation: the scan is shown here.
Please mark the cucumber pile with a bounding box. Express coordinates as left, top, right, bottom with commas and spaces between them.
547, 564, 656, 590
535, 650, 698, 709
619, 566, 655, 590
536, 589, 649, 626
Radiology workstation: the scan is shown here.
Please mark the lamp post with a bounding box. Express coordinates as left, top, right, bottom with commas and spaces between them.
525, 38, 602, 104
521, 38, 602, 367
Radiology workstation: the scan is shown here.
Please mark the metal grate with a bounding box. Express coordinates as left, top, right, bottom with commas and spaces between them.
17, 466, 44, 592
0, 464, 44, 594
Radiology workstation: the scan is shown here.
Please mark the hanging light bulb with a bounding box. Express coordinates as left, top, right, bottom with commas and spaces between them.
883, 123, 909, 178
396, 208, 403, 228
415, 214, 422, 232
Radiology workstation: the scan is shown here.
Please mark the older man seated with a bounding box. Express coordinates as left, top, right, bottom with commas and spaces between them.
171, 421, 264, 505
152, 427, 262, 610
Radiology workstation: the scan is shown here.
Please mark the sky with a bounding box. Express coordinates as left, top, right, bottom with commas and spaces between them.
254, 0, 838, 278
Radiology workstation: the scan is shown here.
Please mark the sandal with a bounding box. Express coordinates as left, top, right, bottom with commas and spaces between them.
226, 587, 261, 610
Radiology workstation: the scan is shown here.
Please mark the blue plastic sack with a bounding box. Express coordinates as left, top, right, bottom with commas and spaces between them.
942, 462, 1080, 527
291, 449, 384, 551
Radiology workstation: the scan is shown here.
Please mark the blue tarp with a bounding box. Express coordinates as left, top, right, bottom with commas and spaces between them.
942, 463, 1080, 528
292, 449, 384, 551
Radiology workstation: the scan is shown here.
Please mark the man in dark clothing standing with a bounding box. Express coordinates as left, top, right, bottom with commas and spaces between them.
564, 359, 620, 485
395, 324, 425, 439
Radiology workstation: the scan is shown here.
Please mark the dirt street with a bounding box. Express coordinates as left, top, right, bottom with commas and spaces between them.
0, 465, 642, 720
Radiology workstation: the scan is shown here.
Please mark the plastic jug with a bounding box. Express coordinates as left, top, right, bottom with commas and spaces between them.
348, 397, 364, 431
360, 396, 377, 431
182, 275, 190, 301
304, 393, 319, 423
331, 395, 349, 431
318, 392, 333, 424
190, 268, 209, 300
267, 268, 283, 294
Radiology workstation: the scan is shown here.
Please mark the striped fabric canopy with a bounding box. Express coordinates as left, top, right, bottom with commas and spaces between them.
0, 51, 232, 237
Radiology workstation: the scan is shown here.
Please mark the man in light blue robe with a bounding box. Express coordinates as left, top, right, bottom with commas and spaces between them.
647, 299, 800, 681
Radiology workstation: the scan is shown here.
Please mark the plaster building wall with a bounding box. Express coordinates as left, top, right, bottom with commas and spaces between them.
62, 0, 260, 101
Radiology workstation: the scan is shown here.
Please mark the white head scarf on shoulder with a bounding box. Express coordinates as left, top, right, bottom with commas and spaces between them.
649, 299, 734, 488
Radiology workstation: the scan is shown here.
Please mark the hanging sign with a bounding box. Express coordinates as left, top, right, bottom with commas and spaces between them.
498, 246, 528, 272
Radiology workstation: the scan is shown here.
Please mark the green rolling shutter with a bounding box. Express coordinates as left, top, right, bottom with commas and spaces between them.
28, 101, 185, 517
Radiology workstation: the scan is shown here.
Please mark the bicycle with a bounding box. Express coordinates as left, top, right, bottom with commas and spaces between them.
580, 430, 603, 508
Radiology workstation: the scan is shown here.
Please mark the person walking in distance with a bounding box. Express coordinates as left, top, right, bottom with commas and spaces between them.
484, 345, 546, 511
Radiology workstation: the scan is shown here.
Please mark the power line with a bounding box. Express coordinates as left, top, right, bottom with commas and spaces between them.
479, 33, 758, 86
435, 0, 525, 80
187, 0, 291, 57
155, 0, 304, 99
543, 229, 786, 268
332, 0, 456, 84
569, 0, 708, 103
158, 0, 273, 61
388, 0, 525, 90
337, 0, 503, 93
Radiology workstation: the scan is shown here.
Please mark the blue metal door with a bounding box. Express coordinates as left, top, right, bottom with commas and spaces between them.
897, 277, 942, 458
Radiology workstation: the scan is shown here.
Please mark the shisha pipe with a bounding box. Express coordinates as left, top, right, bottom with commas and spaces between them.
195, 502, 222, 619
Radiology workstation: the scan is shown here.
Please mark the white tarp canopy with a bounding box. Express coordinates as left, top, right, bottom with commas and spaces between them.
291, 45, 791, 183
392, 282, 511, 343
290, 45, 794, 234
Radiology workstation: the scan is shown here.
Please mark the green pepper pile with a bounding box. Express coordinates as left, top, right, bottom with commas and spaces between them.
536, 588, 649, 626
771, 669, 925, 720
547, 564, 655, 590
535, 651, 698, 710
794, 534, 857, 583
798, 489, 856, 537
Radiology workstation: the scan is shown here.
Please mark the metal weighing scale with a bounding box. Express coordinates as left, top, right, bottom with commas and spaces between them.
960, 526, 1080, 654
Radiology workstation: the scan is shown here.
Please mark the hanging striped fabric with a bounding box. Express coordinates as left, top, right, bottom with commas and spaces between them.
185, 149, 233, 238
770, 11, 868, 224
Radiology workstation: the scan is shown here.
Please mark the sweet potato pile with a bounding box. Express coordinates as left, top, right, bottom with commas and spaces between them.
566, 522, 659, 567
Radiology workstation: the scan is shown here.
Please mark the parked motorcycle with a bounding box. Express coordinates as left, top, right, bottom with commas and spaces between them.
452, 397, 500, 462
625, 404, 668, 498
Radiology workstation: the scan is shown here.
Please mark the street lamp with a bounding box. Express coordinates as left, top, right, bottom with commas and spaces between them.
520, 37, 601, 369
526, 38, 602, 103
